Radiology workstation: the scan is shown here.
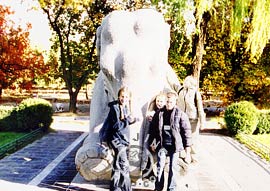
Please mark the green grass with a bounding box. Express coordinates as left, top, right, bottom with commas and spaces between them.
209, 116, 270, 161
236, 133, 270, 161
0, 132, 27, 147
251, 134, 270, 147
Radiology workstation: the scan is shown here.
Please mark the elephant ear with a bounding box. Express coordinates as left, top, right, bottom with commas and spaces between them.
101, 70, 117, 102
99, 116, 111, 143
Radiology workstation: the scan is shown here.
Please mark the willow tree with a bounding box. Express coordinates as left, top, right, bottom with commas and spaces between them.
201, 3, 270, 106
153, 0, 270, 87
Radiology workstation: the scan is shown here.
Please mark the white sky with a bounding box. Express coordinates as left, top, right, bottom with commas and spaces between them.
0, 0, 52, 52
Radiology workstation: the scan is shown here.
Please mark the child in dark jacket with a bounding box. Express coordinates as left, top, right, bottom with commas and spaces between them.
103, 87, 138, 191
148, 91, 192, 191
141, 93, 166, 179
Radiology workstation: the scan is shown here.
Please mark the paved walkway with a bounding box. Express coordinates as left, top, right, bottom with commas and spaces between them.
0, 116, 89, 191
0, 117, 270, 190
193, 134, 270, 191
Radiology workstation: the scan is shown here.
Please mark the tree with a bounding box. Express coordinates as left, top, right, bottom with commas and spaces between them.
187, 1, 270, 107
153, 0, 270, 87
38, 0, 151, 113
38, 0, 111, 112
202, 11, 270, 107
0, 5, 46, 98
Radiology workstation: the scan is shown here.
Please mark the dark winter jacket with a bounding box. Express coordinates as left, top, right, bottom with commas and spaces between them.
104, 100, 136, 146
148, 106, 192, 152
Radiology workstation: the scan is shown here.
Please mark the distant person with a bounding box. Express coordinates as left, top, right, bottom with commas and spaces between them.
148, 91, 192, 191
99, 86, 139, 191
55, 102, 64, 112
177, 75, 205, 162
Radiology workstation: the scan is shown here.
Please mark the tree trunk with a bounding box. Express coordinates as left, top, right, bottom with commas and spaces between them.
69, 91, 79, 113
192, 11, 211, 87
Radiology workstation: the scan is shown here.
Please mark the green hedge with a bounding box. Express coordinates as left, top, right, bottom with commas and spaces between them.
0, 98, 53, 132
16, 98, 53, 132
224, 101, 259, 135
0, 106, 13, 117
0, 106, 15, 131
255, 111, 270, 134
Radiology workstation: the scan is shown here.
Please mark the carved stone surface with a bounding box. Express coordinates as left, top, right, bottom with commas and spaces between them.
75, 8, 180, 182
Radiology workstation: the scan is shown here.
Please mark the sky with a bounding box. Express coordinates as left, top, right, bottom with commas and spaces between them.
0, 0, 52, 52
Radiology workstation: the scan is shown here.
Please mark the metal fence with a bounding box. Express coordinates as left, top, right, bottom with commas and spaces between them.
0, 128, 44, 159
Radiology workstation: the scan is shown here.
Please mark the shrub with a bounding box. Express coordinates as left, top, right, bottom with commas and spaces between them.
254, 111, 270, 134
224, 101, 259, 135
0, 106, 13, 118
15, 98, 53, 132
0, 106, 15, 131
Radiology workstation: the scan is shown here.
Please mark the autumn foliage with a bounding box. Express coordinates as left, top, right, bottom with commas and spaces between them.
0, 5, 48, 96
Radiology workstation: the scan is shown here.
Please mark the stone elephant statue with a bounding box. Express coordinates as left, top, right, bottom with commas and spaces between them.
75, 8, 181, 183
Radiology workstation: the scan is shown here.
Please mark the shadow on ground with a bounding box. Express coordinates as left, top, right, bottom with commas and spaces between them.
200, 128, 230, 136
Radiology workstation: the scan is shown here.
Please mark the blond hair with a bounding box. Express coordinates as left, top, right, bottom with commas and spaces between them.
155, 92, 166, 101
166, 91, 178, 99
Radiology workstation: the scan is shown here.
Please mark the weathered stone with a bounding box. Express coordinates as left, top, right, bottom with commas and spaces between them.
75, 8, 180, 182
